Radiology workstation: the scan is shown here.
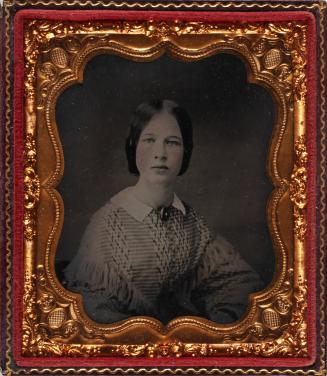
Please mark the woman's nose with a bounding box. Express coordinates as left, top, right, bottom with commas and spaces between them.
154, 141, 167, 159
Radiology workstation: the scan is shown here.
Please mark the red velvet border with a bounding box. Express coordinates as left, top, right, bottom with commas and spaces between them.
0, 12, 7, 370
12, 9, 317, 369
13, 6, 26, 371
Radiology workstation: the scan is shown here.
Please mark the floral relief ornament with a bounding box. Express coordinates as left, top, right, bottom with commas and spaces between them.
22, 18, 309, 357
290, 136, 308, 241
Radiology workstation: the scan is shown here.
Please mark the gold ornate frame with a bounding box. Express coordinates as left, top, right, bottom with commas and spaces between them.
20, 16, 311, 358
1, 0, 326, 374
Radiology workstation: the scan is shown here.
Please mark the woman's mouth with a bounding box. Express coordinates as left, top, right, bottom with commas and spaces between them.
152, 165, 169, 174
152, 165, 168, 170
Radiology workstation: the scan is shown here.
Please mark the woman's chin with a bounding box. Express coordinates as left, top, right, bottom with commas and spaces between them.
146, 174, 176, 186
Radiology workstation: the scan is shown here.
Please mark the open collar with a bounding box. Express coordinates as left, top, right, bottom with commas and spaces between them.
111, 187, 186, 222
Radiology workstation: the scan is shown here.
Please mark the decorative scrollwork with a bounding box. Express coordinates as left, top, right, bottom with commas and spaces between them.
23, 133, 40, 240
24, 19, 308, 112
23, 18, 308, 357
22, 266, 104, 356
290, 136, 308, 241
111, 342, 209, 357
282, 24, 307, 101
226, 277, 307, 357
246, 23, 307, 104
220, 269, 295, 345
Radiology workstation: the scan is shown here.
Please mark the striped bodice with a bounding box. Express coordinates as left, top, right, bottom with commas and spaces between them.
65, 200, 210, 320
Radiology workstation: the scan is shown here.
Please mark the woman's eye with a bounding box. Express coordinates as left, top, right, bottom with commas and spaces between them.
166, 140, 181, 146
142, 137, 155, 143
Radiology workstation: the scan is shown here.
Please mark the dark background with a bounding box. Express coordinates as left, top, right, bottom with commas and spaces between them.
55, 52, 276, 286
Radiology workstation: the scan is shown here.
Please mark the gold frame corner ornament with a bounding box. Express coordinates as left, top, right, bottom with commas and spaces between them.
20, 18, 310, 359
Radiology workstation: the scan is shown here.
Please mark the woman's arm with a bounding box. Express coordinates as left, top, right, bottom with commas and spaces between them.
64, 206, 133, 323
77, 288, 132, 324
190, 235, 264, 323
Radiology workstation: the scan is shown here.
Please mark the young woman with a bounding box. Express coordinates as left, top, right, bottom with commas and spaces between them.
64, 99, 263, 324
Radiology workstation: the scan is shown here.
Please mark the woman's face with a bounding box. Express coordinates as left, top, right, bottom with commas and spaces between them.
136, 111, 184, 186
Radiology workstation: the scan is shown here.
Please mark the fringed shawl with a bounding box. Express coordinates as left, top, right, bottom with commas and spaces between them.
65, 193, 263, 324
64, 199, 211, 323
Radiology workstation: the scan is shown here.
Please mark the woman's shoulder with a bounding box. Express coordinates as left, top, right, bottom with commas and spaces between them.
87, 202, 117, 228
181, 201, 206, 222
89, 188, 131, 222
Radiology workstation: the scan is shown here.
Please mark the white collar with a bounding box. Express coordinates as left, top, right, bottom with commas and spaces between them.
111, 187, 186, 222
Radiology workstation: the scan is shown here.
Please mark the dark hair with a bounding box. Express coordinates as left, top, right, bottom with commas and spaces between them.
125, 99, 193, 176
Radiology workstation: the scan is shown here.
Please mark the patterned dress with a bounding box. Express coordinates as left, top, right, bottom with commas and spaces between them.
64, 187, 263, 324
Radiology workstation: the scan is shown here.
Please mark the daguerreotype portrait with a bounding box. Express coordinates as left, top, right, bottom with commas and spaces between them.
56, 55, 273, 325
1, 0, 327, 375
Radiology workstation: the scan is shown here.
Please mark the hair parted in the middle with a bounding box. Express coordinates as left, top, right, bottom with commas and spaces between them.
125, 99, 193, 176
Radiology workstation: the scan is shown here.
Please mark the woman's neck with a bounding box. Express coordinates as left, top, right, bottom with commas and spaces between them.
133, 179, 174, 209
